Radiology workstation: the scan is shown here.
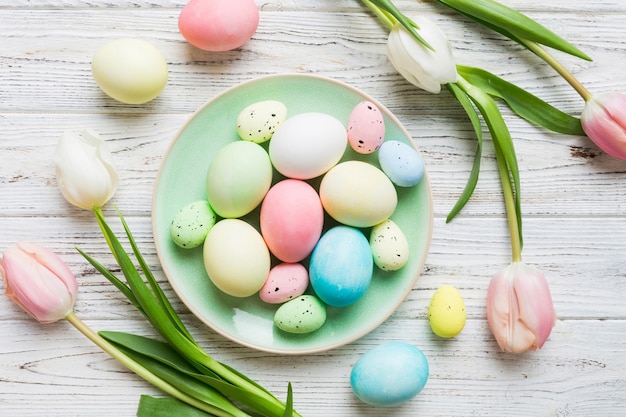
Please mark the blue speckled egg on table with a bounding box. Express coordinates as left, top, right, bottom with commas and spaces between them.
350, 341, 429, 407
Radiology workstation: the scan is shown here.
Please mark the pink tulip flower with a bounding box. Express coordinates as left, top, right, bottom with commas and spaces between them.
581, 92, 626, 159
486, 262, 556, 353
1, 243, 78, 323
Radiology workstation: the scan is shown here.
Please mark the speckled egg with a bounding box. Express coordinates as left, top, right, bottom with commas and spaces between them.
269, 112, 347, 180
274, 295, 327, 334
369, 219, 409, 271
203, 219, 270, 297
260, 179, 324, 263
319, 160, 397, 228
170, 200, 217, 249
309, 226, 373, 307
347, 101, 385, 154
378, 140, 425, 187
259, 262, 309, 304
236, 100, 287, 143
206, 141, 272, 218
351, 342, 429, 407
428, 285, 466, 338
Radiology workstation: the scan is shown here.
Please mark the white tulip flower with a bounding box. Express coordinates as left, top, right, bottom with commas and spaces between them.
54, 130, 118, 209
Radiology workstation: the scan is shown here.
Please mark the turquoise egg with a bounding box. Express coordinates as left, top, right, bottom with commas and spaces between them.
378, 140, 425, 187
309, 226, 373, 307
351, 341, 429, 407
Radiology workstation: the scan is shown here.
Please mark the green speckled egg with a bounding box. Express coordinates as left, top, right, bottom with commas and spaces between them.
170, 200, 216, 249
369, 219, 409, 271
274, 295, 327, 334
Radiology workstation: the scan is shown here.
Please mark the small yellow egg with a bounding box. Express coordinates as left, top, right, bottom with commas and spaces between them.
91, 38, 168, 104
428, 285, 466, 338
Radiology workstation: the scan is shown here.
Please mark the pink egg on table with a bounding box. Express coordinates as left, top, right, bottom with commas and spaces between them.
347, 101, 385, 154
178, 0, 259, 52
259, 263, 310, 304
260, 179, 324, 263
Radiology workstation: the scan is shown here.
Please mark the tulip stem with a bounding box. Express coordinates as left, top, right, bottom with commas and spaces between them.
362, 0, 395, 30
522, 39, 593, 102
493, 142, 522, 263
64, 311, 237, 417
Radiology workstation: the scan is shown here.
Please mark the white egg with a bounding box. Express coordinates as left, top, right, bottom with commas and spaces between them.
269, 112, 347, 180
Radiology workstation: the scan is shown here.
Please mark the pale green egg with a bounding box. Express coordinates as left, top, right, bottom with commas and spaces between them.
206, 141, 272, 218
170, 200, 216, 249
274, 295, 327, 334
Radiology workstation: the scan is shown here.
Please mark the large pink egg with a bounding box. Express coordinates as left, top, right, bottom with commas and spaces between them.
178, 0, 259, 52
347, 101, 385, 154
260, 179, 324, 263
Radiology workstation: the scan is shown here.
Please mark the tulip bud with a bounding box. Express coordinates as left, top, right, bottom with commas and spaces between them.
486, 262, 556, 353
581, 92, 626, 159
54, 130, 118, 210
1, 243, 78, 323
386, 15, 457, 94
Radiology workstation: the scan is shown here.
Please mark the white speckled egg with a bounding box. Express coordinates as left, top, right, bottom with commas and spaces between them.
428, 285, 466, 338
269, 112, 347, 179
206, 141, 272, 218
236, 100, 287, 143
274, 295, 327, 334
91, 38, 168, 104
170, 200, 217, 249
319, 160, 397, 228
203, 219, 270, 297
369, 219, 409, 271
259, 262, 309, 304
351, 342, 429, 407
378, 140, 425, 187
347, 101, 385, 154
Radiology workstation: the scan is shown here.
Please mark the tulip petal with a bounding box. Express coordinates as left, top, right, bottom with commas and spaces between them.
581, 93, 626, 159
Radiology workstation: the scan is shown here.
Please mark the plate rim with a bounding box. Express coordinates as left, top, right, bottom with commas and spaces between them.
151, 73, 434, 354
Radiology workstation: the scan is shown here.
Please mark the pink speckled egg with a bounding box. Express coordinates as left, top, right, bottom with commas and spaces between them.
347, 101, 385, 154
259, 263, 309, 304
178, 0, 259, 52
260, 179, 324, 263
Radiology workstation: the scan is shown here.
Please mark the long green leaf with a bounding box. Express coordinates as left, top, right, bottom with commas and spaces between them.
100, 333, 244, 417
114, 208, 195, 342
456, 75, 523, 247
137, 396, 217, 417
457, 65, 584, 135
435, 0, 590, 60
445, 82, 484, 222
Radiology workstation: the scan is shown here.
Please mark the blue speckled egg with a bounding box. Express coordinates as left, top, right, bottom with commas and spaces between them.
378, 140, 425, 187
351, 341, 429, 407
309, 226, 373, 307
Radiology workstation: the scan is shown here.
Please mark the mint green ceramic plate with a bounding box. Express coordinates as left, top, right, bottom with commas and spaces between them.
152, 74, 433, 354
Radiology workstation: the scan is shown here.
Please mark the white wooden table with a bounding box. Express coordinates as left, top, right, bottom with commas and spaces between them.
2, 1, 626, 416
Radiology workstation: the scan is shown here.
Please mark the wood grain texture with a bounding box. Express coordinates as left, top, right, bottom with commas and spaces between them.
1, 1, 626, 416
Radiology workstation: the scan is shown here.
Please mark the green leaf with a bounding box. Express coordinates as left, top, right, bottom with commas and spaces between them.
457, 65, 584, 135
456, 75, 524, 249
435, 0, 591, 60
100, 332, 244, 417
137, 396, 216, 417
283, 384, 293, 417
115, 208, 195, 342
445, 82, 484, 222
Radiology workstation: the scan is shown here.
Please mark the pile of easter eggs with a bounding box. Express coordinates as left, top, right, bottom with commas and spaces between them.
169, 98, 425, 335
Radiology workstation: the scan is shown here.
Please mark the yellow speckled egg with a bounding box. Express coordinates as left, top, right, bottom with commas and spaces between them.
428, 285, 466, 338
91, 38, 168, 104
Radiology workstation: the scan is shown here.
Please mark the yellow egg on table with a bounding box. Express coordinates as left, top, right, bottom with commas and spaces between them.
91, 38, 168, 104
428, 284, 466, 338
